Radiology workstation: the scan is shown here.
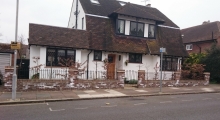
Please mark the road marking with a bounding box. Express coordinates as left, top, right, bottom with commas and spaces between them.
0, 103, 47, 107
134, 103, 147, 106
160, 101, 172, 103
182, 99, 193, 102
46, 103, 49, 106
101, 105, 117, 108
49, 108, 65, 112
202, 98, 212, 100
75, 107, 88, 110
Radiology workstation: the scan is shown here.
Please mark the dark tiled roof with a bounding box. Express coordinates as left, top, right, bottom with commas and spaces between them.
0, 43, 13, 53
80, 0, 178, 27
80, 0, 122, 16
29, 24, 89, 49
29, 16, 187, 56
110, 3, 164, 23
181, 21, 220, 43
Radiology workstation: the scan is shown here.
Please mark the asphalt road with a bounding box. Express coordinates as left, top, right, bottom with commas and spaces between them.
1, 93, 220, 120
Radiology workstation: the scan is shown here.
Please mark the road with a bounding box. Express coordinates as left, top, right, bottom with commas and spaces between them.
1, 93, 220, 120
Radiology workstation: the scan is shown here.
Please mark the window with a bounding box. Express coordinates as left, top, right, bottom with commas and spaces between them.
129, 53, 142, 63
162, 57, 177, 71
82, 17, 84, 29
117, 19, 125, 34
148, 24, 155, 38
130, 22, 144, 37
186, 44, 193, 50
46, 48, 75, 66
90, 0, 100, 4
94, 51, 102, 61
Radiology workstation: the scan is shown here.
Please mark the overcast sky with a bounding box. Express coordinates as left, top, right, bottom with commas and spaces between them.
0, 0, 220, 43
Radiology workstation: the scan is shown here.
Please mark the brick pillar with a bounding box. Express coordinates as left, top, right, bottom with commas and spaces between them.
203, 72, 210, 85
4, 66, 14, 90
174, 72, 181, 81
117, 70, 125, 83
138, 70, 145, 88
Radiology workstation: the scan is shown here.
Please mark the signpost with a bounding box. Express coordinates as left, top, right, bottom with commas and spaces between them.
159, 47, 166, 93
12, 0, 19, 100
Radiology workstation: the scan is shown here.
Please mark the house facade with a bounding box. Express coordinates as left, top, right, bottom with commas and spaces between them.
29, 0, 187, 80
181, 21, 220, 54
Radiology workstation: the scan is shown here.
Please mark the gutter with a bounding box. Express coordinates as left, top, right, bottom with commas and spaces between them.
86, 50, 92, 79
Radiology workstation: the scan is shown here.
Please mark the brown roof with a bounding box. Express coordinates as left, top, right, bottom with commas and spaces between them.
181, 21, 220, 43
29, 24, 89, 49
0, 43, 13, 53
29, 16, 188, 57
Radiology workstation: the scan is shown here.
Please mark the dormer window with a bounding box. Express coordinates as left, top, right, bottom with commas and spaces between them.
148, 24, 155, 38
90, 0, 100, 4
130, 21, 144, 37
119, 2, 126, 6
117, 19, 125, 34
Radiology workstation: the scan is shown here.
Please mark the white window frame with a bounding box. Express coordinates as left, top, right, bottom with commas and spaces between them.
186, 44, 193, 50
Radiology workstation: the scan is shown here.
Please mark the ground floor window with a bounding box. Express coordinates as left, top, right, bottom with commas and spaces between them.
94, 50, 102, 61
46, 48, 75, 66
162, 56, 178, 71
129, 53, 142, 63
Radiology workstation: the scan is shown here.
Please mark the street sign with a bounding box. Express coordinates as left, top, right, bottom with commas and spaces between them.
160, 48, 166, 53
11, 41, 21, 50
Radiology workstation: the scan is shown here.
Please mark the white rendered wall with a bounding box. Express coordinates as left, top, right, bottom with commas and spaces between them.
29, 45, 40, 68
40, 47, 47, 68
68, 0, 86, 30
125, 20, 130, 35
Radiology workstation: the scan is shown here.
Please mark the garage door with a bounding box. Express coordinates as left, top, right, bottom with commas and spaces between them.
0, 53, 11, 77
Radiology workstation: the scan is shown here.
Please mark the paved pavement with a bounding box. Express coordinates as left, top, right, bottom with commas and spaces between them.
0, 84, 220, 105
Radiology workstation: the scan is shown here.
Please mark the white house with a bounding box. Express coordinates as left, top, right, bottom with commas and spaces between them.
28, 0, 188, 80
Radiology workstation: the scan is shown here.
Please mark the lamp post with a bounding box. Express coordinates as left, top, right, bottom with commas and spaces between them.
12, 0, 19, 100
159, 47, 166, 93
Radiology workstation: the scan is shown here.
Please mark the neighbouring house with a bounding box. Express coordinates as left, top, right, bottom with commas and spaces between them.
29, 0, 188, 80
0, 43, 14, 76
181, 21, 220, 54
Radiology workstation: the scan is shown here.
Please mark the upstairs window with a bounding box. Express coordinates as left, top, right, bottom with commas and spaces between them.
46, 48, 75, 66
129, 53, 142, 63
94, 50, 102, 61
117, 19, 125, 34
130, 21, 144, 37
148, 24, 155, 38
186, 44, 193, 50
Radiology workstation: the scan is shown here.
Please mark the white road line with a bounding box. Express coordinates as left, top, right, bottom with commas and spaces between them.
75, 107, 88, 110
46, 103, 49, 106
202, 98, 212, 100
134, 103, 147, 106
101, 105, 117, 108
182, 99, 193, 102
49, 107, 65, 112
0, 103, 47, 107
160, 101, 172, 103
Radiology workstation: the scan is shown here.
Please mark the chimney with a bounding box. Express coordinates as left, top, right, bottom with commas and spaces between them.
146, 4, 151, 7
202, 20, 210, 24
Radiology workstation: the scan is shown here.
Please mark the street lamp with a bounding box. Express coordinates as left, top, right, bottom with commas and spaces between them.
12, 0, 19, 100
159, 47, 166, 93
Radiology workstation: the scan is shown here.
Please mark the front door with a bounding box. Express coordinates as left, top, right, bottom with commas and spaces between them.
107, 54, 116, 79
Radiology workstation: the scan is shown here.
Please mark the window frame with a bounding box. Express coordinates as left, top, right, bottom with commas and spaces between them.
116, 19, 125, 35
129, 53, 142, 63
162, 56, 178, 71
186, 44, 193, 50
148, 24, 155, 38
46, 48, 76, 67
129, 21, 145, 37
93, 50, 102, 61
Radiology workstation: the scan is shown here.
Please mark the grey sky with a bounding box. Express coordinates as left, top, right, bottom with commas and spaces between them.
0, 0, 220, 43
